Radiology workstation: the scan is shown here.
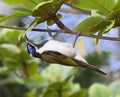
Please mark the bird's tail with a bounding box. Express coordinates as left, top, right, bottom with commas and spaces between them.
73, 59, 107, 75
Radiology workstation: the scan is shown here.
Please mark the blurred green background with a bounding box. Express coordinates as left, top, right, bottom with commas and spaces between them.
0, 0, 120, 97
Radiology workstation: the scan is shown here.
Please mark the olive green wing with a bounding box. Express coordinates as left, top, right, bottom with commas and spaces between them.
41, 51, 106, 75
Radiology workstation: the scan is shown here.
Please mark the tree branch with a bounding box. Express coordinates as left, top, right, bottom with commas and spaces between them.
22, 61, 29, 78
0, 25, 120, 42
52, 15, 74, 34
57, 90, 62, 97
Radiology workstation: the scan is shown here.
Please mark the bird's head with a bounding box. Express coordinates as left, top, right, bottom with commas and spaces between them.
26, 35, 48, 58
26, 40, 41, 58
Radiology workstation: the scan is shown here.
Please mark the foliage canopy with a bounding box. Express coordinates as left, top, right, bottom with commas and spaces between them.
0, 0, 120, 97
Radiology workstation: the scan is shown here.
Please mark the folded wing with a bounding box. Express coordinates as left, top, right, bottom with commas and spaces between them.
41, 51, 106, 75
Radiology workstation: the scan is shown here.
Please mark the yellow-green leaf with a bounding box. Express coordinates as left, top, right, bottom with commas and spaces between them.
75, 16, 105, 34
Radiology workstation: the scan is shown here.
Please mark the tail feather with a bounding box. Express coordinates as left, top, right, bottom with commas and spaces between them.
74, 59, 107, 75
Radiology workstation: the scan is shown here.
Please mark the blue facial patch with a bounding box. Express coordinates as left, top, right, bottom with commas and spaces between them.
27, 45, 34, 53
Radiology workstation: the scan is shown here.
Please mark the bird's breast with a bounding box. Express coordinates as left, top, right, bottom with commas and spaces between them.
36, 40, 75, 58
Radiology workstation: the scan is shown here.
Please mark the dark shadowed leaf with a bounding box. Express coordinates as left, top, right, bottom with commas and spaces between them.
32, 0, 66, 23
69, 89, 87, 97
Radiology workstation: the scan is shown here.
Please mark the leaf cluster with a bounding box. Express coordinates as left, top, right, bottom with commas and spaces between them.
73, 0, 120, 39
88, 80, 120, 97
1, 0, 120, 32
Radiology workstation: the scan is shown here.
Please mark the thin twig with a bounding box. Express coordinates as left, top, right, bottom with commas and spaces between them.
0, 25, 120, 42
22, 61, 29, 78
0, 25, 60, 32
57, 90, 62, 97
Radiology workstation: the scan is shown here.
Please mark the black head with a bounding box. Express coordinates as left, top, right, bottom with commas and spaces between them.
27, 42, 41, 58
26, 35, 48, 58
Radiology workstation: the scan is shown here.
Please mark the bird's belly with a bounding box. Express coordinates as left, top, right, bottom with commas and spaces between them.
38, 46, 75, 58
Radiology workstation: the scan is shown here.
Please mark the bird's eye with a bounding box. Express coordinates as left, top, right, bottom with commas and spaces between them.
27, 44, 35, 53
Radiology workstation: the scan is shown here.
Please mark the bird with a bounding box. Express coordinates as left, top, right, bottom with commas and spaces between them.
26, 36, 107, 75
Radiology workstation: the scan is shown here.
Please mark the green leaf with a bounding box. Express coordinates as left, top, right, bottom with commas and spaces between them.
0, 74, 15, 85
32, 0, 54, 17
16, 50, 29, 62
46, 68, 77, 91
108, 9, 120, 20
113, 0, 120, 10
13, 8, 32, 14
14, 75, 48, 88
27, 60, 41, 80
3, 58, 20, 69
69, 89, 87, 97
25, 18, 40, 34
47, 81, 65, 90
116, 91, 120, 97
46, 14, 62, 26
96, 20, 115, 43
57, 13, 62, 19
91, 10, 103, 17
47, 19, 55, 26
0, 12, 31, 23
108, 9, 120, 27
0, 66, 10, 75
73, 0, 116, 16
90, 20, 111, 33
100, 20, 115, 34
0, 44, 20, 56
70, 83, 81, 92
32, 0, 66, 20
3, 0, 36, 10
88, 83, 111, 97
42, 91, 58, 97
75, 16, 105, 34
108, 80, 120, 97
46, 13, 62, 26
3, 0, 24, 5
0, 29, 23, 44
41, 64, 74, 82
